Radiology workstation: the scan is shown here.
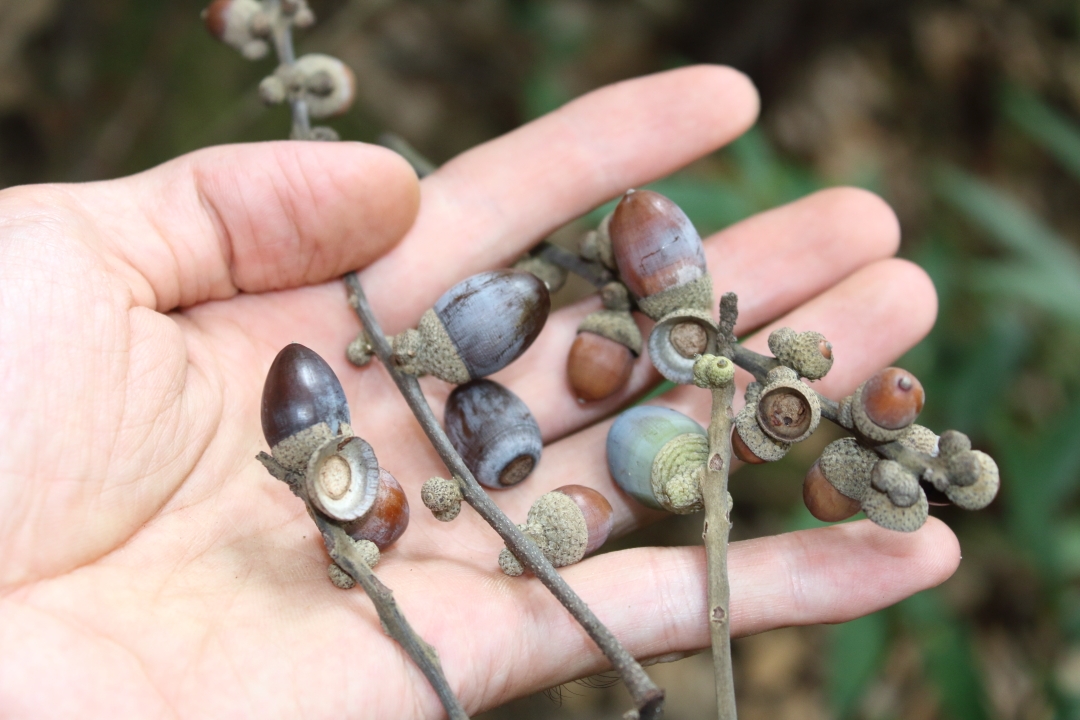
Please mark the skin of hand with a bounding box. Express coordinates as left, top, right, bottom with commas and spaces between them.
0, 65, 958, 719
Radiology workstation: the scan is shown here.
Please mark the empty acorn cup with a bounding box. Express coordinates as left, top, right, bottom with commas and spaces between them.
444, 379, 543, 488
606, 405, 708, 514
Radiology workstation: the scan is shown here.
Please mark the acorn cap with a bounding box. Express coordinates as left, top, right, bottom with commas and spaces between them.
817, 437, 878, 502
421, 477, 463, 522
944, 450, 999, 510
870, 459, 922, 508
734, 402, 790, 463
578, 309, 643, 354
755, 367, 821, 443
861, 484, 929, 533
767, 327, 834, 380
292, 54, 356, 118
647, 308, 718, 385
304, 435, 382, 523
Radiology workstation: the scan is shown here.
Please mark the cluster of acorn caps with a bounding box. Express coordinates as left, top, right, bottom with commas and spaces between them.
203, 0, 356, 139
257, 185, 1001, 590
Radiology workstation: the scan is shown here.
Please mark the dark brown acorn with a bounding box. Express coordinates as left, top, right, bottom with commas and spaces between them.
342, 468, 410, 550
498, 484, 615, 576
608, 189, 712, 321
567, 332, 634, 402
444, 379, 542, 488
803, 460, 861, 522
261, 343, 351, 472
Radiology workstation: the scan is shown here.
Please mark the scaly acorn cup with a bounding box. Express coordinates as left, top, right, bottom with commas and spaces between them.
733, 381, 791, 463
567, 283, 642, 402
755, 366, 821, 443
385, 269, 550, 384
498, 485, 614, 576
767, 327, 834, 380
606, 406, 708, 513
443, 379, 542, 488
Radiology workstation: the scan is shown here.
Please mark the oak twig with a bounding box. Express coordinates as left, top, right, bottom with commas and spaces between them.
343, 272, 665, 720
256, 453, 469, 720
535, 241, 616, 289
265, 0, 311, 138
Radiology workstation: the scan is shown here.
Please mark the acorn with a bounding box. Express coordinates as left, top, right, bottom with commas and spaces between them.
341, 468, 410, 549
391, 270, 550, 384
261, 344, 410, 549
498, 485, 614, 576
444, 380, 542, 488
567, 282, 642, 402
606, 406, 708, 513
851, 367, 925, 442
202, 0, 270, 60
259, 54, 356, 119
608, 190, 713, 321
767, 327, 834, 380
803, 460, 862, 521
261, 343, 351, 474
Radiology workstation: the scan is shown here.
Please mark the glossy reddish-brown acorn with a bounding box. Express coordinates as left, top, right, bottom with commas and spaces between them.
567, 332, 634, 402
861, 367, 925, 430
608, 189, 707, 300
343, 468, 410, 550
803, 461, 861, 522
554, 485, 614, 556
731, 427, 766, 464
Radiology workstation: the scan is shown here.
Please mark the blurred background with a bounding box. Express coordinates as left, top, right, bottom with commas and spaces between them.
3, 0, 1078, 717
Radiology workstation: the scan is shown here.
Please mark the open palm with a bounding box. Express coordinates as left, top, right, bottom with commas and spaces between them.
0, 66, 959, 719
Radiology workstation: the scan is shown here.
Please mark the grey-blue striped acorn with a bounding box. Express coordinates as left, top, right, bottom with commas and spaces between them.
606, 406, 709, 514
389, 270, 550, 384
444, 379, 542, 488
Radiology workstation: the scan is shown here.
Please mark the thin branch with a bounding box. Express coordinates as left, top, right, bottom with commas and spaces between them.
256, 453, 469, 720
343, 272, 665, 720
535, 241, 616, 290
701, 373, 738, 720
378, 133, 437, 178
266, 0, 312, 138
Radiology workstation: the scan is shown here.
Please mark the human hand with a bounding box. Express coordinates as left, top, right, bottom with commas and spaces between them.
0, 65, 958, 718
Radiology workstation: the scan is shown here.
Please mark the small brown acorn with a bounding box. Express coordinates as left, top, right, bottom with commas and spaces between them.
803, 460, 862, 522
342, 468, 410, 550
851, 367, 925, 442
567, 331, 635, 402
498, 484, 614, 576
731, 427, 766, 464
